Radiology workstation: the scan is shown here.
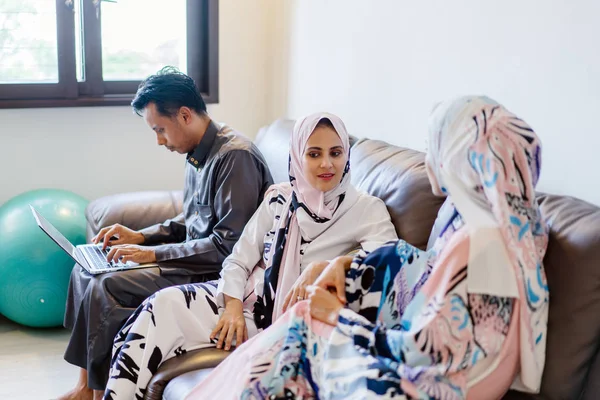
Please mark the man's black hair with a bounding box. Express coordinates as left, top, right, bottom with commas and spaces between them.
131, 66, 207, 118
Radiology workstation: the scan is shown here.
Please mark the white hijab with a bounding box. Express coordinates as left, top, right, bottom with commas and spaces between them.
266, 112, 359, 323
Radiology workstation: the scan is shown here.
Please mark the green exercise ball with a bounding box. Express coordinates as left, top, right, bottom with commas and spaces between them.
0, 189, 88, 328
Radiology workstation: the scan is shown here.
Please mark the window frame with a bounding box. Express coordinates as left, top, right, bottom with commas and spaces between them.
0, 0, 218, 109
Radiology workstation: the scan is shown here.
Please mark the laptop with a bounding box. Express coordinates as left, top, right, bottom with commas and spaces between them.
30, 205, 158, 275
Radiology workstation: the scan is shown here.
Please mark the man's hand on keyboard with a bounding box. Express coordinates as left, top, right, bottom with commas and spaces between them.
106, 244, 156, 264
92, 224, 145, 250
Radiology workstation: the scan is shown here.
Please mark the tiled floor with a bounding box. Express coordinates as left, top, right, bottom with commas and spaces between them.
0, 314, 79, 400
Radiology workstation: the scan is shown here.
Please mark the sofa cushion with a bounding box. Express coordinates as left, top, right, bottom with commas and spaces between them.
85, 190, 184, 242
533, 194, 600, 399
580, 348, 600, 400
349, 138, 445, 250
254, 119, 295, 184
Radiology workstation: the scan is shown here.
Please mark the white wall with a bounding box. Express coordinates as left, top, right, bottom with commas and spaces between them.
0, 0, 279, 206
281, 0, 600, 205
4, 1, 599, 206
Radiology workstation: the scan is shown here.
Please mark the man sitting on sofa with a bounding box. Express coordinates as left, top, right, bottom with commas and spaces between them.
59, 67, 273, 400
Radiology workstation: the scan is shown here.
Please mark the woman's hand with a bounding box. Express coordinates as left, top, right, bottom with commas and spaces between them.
210, 295, 247, 351
314, 256, 353, 303
307, 285, 344, 326
282, 260, 329, 312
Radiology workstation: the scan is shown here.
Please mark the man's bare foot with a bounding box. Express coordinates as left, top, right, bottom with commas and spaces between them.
93, 390, 104, 400
56, 368, 94, 400
56, 386, 93, 400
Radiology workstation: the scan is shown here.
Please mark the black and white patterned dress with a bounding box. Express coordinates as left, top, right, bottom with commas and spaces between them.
103, 188, 397, 399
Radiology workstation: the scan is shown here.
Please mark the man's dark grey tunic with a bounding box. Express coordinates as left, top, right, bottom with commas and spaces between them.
63, 121, 273, 389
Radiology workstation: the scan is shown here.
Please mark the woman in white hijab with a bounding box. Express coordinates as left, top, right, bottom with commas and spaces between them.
103, 113, 397, 399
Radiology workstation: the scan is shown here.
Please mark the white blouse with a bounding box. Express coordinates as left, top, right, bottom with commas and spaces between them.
217, 190, 398, 305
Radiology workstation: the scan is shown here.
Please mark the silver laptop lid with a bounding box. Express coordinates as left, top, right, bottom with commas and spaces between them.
30, 205, 88, 268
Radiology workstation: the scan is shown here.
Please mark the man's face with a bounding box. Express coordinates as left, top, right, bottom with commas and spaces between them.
143, 103, 196, 154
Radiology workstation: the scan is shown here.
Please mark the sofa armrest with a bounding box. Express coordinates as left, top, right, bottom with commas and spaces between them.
85, 190, 184, 242
144, 347, 230, 400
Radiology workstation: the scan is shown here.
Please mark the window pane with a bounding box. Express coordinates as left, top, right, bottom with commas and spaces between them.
74, 0, 84, 82
101, 0, 187, 81
0, 0, 58, 83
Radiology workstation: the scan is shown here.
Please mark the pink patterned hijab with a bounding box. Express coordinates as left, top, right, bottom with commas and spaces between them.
428, 96, 549, 393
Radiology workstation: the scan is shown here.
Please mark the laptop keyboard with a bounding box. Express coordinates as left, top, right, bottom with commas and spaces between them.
85, 246, 118, 269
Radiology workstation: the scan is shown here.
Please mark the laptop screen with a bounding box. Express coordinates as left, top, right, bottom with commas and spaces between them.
30, 205, 82, 264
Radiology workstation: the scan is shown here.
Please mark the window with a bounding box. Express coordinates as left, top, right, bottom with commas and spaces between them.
0, 0, 218, 108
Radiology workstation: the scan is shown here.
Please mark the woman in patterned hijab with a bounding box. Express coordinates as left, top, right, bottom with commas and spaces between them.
187, 96, 549, 399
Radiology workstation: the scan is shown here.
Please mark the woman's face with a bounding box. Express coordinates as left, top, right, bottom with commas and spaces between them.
302, 125, 347, 192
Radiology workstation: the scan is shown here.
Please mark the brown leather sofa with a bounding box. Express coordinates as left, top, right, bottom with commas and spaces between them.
86, 119, 600, 400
